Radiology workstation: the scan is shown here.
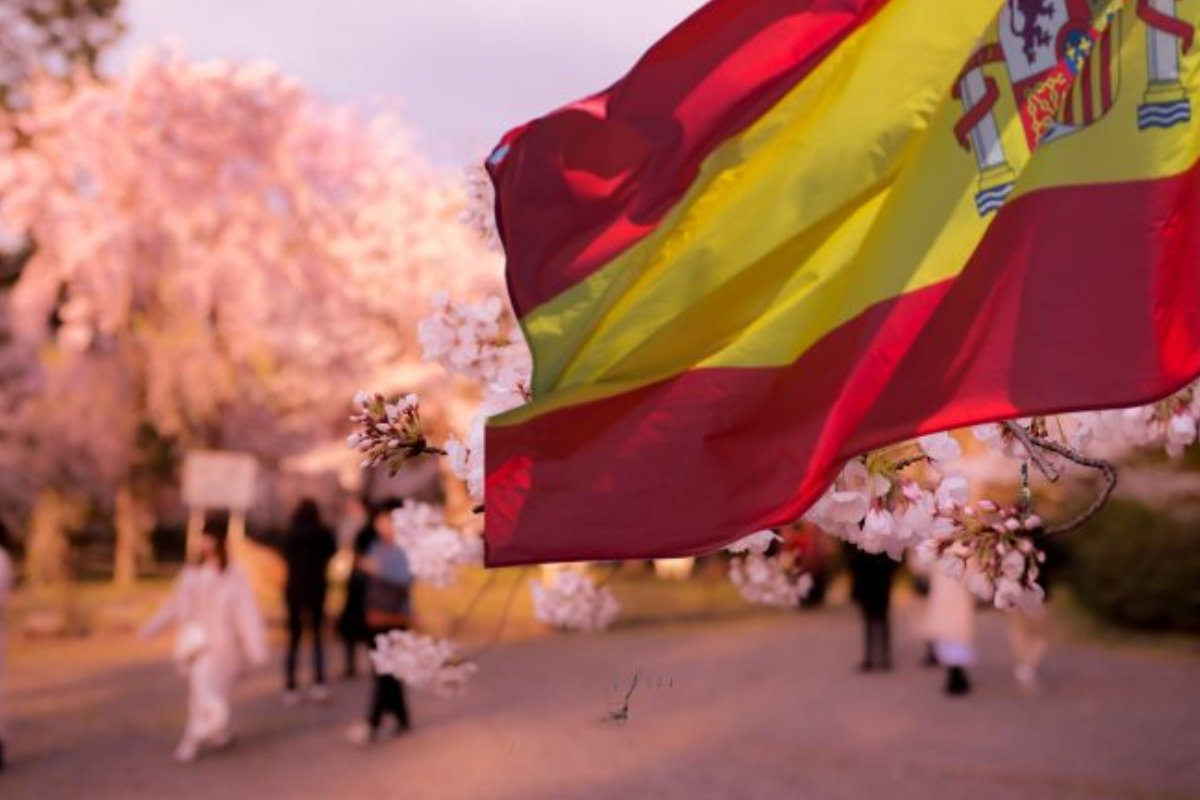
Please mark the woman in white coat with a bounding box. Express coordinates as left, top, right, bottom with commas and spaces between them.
142, 523, 269, 763
923, 566, 977, 696
0, 520, 14, 772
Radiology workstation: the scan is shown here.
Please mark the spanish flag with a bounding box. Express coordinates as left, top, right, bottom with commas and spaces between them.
483, 0, 1200, 566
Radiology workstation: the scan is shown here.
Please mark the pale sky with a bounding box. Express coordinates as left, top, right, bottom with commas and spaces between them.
116, 0, 705, 165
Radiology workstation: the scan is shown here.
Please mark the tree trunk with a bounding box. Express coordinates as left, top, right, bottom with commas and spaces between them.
26, 489, 72, 590
23, 489, 87, 636
113, 483, 154, 587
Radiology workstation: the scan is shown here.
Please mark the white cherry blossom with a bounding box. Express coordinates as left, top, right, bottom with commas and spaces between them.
370, 631, 478, 696
918, 431, 962, 463
729, 551, 812, 608
725, 530, 779, 555
530, 569, 620, 633
392, 502, 483, 589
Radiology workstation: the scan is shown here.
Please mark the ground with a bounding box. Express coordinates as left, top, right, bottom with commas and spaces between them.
4, 597, 1199, 800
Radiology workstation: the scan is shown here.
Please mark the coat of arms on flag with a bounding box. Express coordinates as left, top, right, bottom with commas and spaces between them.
955, 0, 1193, 215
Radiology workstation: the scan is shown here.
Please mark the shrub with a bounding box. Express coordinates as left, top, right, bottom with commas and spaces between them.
1066, 498, 1200, 633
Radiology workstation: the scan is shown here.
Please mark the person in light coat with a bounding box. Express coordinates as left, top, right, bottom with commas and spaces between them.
923, 566, 977, 696
0, 520, 14, 772
142, 522, 269, 763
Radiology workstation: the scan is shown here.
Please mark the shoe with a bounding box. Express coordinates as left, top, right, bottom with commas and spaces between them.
174, 739, 200, 764
857, 661, 875, 673
945, 666, 972, 697
282, 690, 301, 707
309, 684, 331, 704
344, 722, 374, 746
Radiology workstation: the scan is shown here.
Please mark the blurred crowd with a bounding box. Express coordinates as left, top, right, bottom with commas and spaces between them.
0, 508, 1071, 771
843, 528, 1066, 697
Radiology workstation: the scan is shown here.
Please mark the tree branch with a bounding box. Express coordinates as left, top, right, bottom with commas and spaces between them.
893, 453, 931, 472
1021, 431, 1118, 535
1003, 421, 1060, 482
1002, 420, 1117, 534
447, 569, 498, 641
464, 567, 530, 660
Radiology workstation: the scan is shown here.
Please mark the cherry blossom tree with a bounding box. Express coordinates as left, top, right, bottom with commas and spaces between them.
0, 50, 497, 585
0, 0, 124, 542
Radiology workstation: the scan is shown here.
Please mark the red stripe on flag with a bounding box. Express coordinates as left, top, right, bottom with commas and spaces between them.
484, 162, 1200, 566
489, 0, 892, 317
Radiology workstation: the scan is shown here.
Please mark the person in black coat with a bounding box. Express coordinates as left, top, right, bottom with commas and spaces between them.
847, 545, 898, 672
282, 498, 337, 702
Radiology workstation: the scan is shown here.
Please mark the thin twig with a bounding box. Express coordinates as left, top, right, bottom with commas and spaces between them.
607, 671, 640, 723
446, 570, 499, 640
1021, 433, 1118, 535
464, 567, 529, 660
893, 453, 931, 472
1003, 421, 1061, 482
595, 561, 624, 589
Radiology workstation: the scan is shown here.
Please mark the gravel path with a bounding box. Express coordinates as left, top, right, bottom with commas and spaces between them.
3, 605, 1199, 799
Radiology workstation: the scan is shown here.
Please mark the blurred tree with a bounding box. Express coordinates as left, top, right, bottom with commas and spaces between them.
0, 0, 123, 116
0, 0, 124, 588
0, 51, 496, 585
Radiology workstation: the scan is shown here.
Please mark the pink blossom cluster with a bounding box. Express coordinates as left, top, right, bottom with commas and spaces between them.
530, 568, 620, 633
723, 531, 813, 608
724, 530, 779, 555
797, 428, 1049, 610
969, 380, 1200, 462
1070, 382, 1200, 458
445, 383, 531, 503
347, 392, 429, 473
913, 503, 1047, 612
805, 435, 965, 562
460, 164, 502, 252
728, 552, 813, 608
444, 419, 487, 502
421, 293, 532, 501
417, 291, 530, 390
391, 502, 483, 588
370, 630, 478, 697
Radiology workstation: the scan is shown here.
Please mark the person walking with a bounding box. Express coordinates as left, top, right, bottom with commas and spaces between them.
0, 520, 15, 773
924, 567, 977, 696
346, 499, 412, 745
141, 521, 268, 763
906, 550, 939, 668
1006, 526, 1065, 695
847, 545, 897, 672
282, 498, 337, 704
337, 500, 381, 679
